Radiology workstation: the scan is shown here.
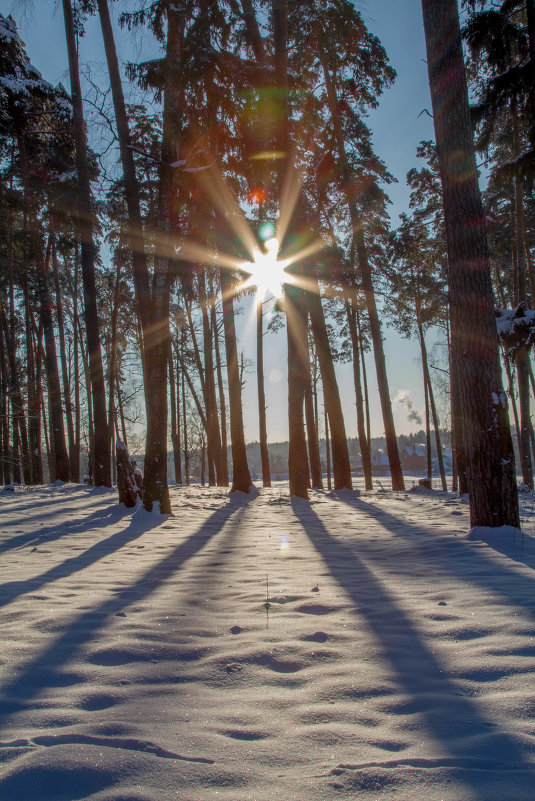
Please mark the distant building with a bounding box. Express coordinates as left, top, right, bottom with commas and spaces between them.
401, 444, 427, 471
371, 449, 390, 473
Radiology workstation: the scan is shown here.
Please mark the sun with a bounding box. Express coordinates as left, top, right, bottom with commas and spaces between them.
242, 237, 290, 300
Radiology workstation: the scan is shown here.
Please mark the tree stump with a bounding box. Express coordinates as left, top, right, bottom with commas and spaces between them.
116, 440, 139, 507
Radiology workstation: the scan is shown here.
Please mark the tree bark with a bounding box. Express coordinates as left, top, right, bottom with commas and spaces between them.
422, 0, 519, 527
273, 0, 309, 498
512, 100, 533, 488
219, 268, 252, 492
307, 273, 352, 489
62, 0, 110, 487
317, 41, 404, 489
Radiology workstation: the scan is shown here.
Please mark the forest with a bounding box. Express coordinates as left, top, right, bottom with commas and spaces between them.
1, 0, 534, 528
5, 3, 535, 800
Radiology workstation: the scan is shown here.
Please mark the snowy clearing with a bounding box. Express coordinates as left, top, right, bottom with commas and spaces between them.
1, 480, 535, 800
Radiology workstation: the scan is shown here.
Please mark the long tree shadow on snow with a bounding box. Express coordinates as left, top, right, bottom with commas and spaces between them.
333, 493, 535, 618
0, 505, 158, 610
291, 497, 535, 799
0, 498, 130, 556
0, 494, 251, 730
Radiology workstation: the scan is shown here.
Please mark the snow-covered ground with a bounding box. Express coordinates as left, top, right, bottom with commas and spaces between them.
1, 478, 535, 801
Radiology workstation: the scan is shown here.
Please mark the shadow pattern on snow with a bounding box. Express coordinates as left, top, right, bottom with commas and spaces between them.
333, 493, 535, 618
0, 495, 251, 729
0, 500, 130, 556
0, 507, 155, 610
291, 497, 535, 801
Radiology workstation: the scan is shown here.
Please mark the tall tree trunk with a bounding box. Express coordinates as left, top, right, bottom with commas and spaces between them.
72, 256, 81, 479
106, 259, 121, 481
357, 308, 372, 449
503, 350, 521, 446
257, 296, 271, 486
219, 268, 252, 492
307, 274, 352, 489
97, 0, 180, 511
168, 344, 182, 484
512, 101, 533, 489
422, 0, 519, 526
0, 324, 11, 485
181, 362, 190, 485
423, 348, 432, 486
324, 403, 332, 491
52, 239, 77, 481
116, 375, 128, 448
425, 355, 448, 491
62, 0, 110, 487
198, 269, 225, 485
24, 285, 42, 484
345, 293, 372, 489
318, 41, 404, 489
304, 353, 323, 489
38, 236, 69, 482
211, 290, 229, 484
272, 0, 309, 498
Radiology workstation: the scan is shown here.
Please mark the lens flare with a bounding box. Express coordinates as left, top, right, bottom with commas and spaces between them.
241, 237, 292, 299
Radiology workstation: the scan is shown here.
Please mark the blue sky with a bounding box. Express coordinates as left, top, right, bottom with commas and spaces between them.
1, 0, 443, 442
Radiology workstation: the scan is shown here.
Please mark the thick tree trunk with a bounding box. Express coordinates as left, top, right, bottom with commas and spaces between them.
511, 103, 534, 489
219, 268, 252, 492
272, 0, 309, 498
144, 14, 187, 512
422, 0, 519, 527
62, 0, 110, 487
286, 281, 310, 498
318, 41, 404, 489
355, 233, 405, 490
307, 275, 352, 489
97, 0, 176, 511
